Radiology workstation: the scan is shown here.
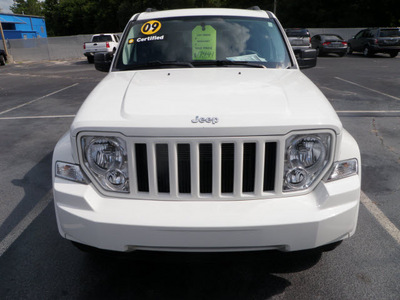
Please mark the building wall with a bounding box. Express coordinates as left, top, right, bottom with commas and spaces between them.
0, 13, 47, 40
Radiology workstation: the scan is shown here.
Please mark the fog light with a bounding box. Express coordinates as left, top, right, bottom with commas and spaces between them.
107, 169, 127, 186
285, 168, 308, 189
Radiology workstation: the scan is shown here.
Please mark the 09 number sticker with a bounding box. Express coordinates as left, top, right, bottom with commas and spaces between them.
141, 20, 161, 35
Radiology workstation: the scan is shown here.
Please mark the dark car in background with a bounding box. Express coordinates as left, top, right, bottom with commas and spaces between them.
0, 49, 7, 66
311, 34, 347, 57
285, 28, 311, 50
347, 28, 400, 57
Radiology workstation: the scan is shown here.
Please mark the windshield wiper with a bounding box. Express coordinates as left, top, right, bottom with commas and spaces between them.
123, 60, 194, 70
192, 60, 266, 68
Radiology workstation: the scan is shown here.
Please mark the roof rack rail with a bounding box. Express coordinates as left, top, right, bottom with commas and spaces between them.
247, 6, 261, 10
145, 8, 157, 12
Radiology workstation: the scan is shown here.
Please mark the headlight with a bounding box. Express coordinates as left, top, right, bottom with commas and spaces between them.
284, 133, 331, 191
82, 136, 129, 193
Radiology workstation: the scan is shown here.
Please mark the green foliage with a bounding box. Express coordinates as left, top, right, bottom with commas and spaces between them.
10, 0, 43, 16
42, 0, 400, 36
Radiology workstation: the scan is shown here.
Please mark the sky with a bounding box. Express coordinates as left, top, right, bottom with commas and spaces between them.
0, 0, 13, 13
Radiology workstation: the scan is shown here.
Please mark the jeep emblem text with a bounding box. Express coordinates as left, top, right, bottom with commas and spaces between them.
191, 116, 219, 124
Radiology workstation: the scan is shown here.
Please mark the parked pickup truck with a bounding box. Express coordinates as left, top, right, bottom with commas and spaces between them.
54, 7, 361, 255
83, 33, 120, 63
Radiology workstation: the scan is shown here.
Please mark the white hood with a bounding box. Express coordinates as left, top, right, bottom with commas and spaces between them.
71, 68, 342, 137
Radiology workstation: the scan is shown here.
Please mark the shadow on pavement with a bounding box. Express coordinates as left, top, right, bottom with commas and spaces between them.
73, 249, 322, 299
0, 152, 53, 242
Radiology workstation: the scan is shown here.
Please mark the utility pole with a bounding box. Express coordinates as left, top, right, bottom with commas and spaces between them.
0, 20, 13, 63
0, 20, 8, 55
274, 0, 277, 15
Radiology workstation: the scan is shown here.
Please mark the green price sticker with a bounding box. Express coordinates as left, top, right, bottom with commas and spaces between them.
192, 25, 216, 60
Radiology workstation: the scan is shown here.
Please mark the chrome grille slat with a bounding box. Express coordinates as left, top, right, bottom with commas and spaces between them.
254, 141, 265, 197
212, 141, 222, 198
147, 142, 158, 196
132, 137, 277, 200
234, 141, 244, 197
190, 142, 200, 197
168, 142, 178, 197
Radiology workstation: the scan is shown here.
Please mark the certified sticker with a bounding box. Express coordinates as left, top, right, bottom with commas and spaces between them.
141, 20, 162, 35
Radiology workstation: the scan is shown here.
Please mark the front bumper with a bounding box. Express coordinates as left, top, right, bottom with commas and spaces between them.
53, 175, 360, 252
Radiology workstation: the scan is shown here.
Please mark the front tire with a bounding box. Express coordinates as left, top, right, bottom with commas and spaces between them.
363, 46, 373, 57
0, 54, 5, 65
389, 51, 398, 58
347, 45, 353, 55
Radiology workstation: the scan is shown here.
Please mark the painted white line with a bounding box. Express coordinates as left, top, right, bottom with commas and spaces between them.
337, 110, 400, 113
0, 115, 75, 120
0, 83, 79, 116
0, 190, 53, 257
335, 77, 400, 101
361, 191, 400, 245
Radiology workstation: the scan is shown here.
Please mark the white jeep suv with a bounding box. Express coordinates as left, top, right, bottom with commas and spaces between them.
53, 7, 361, 253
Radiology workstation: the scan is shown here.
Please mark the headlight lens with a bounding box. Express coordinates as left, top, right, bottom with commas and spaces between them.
82, 136, 129, 192
284, 133, 331, 191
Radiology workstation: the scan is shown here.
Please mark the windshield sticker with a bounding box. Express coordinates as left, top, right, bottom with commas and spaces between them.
135, 35, 165, 43
128, 38, 134, 44
192, 25, 216, 60
141, 20, 162, 35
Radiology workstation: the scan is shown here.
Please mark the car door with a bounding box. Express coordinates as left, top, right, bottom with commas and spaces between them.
351, 30, 366, 51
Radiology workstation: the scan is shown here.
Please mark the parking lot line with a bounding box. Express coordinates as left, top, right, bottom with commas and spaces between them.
0, 115, 75, 120
335, 77, 400, 101
361, 191, 400, 245
0, 190, 53, 257
337, 111, 400, 117
0, 83, 79, 116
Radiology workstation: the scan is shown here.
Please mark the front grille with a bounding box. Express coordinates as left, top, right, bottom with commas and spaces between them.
131, 138, 277, 200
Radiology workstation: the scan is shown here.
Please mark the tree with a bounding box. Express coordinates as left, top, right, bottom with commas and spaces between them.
10, 0, 43, 15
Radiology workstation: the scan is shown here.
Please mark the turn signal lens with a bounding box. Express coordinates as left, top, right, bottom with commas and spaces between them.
56, 162, 87, 184
326, 159, 358, 182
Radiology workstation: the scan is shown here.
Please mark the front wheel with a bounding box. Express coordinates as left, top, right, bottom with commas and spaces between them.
347, 45, 353, 55
363, 46, 373, 57
0, 54, 5, 66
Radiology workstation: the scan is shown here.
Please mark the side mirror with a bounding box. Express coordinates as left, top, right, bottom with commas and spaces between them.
295, 48, 317, 69
94, 53, 113, 72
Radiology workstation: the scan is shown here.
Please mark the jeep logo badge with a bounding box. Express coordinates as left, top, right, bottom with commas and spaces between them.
191, 116, 219, 125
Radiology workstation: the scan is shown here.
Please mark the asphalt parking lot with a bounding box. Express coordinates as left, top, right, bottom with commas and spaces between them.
0, 54, 399, 299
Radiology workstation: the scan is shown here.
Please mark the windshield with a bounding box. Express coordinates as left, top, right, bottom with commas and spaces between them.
285, 29, 310, 37
92, 35, 113, 42
379, 29, 400, 37
115, 16, 291, 70
322, 35, 343, 41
